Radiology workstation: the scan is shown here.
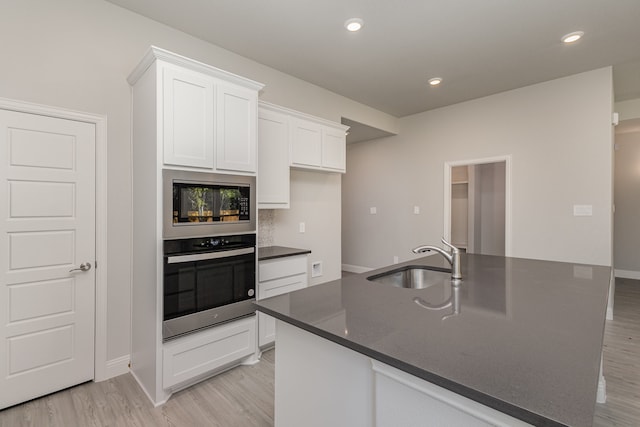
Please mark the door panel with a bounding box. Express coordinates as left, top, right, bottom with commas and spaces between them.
0, 109, 95, 410
9, 180, 75, 217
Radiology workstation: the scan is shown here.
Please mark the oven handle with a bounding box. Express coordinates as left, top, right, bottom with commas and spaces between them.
167, 247, 255, 264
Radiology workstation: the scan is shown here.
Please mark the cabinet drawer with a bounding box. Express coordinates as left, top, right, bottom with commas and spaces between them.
258, 273, 307, 300
258, 255, 307, 282
162, 317, 255, 389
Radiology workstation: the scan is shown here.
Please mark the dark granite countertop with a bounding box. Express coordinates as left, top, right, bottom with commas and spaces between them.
258, 246, 311, 261
255, 253, 610, 427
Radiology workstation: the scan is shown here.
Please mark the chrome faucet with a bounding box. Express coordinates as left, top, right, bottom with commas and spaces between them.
412, 238, 462, 280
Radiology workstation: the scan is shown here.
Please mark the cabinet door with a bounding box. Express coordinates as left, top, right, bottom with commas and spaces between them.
258, 108, 290, 208
163, 317, 256, 389
322, 127, 346, 172
215, 83, 257, 173
162, 66, 214, 168
258, 312, 276, 348
290, 118, 322, 168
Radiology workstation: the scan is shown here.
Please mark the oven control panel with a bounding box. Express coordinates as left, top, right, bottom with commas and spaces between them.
164, 233, 256, 256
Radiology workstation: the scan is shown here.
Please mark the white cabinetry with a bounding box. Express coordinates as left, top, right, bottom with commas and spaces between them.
290, 116, 348, 173
258, 255, 308, 348
258, 105, 290, 208
321, 127, 347, 171
131, 46, 263, 174
290, 118, 322, 168
127, 46, 264, 405
274, 321, 532, 427
215, 83, 258, 173
163, 317, 256, 389
257, 101, 348, 208
162, 65, 214, 168
372, 361, 531, 427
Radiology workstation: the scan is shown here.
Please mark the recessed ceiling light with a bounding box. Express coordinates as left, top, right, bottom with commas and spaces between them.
345, 18, 363, 32
562, 31, 584, 44
428, 77, 443, 86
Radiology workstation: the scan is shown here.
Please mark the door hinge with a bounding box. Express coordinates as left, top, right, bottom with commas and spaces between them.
94, 260, 98, 269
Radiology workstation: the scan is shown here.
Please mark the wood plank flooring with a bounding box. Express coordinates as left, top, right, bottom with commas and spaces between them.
1, 279, 639, 427
0, 350, 275, 427
593, 278, 640, 427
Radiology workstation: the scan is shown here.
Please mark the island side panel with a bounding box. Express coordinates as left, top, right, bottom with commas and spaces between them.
275, 320, 373, 427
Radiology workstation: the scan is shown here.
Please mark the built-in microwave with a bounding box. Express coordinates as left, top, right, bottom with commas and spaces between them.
163, 170, 256, 239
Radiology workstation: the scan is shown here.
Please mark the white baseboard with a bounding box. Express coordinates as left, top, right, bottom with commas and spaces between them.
597, 374, 607, 403
101, 354, 130, 380
614, 269, 640, 280
342, 264, 373, 274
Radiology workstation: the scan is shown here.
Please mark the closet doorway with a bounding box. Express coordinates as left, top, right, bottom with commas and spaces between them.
444, 156, 511, 256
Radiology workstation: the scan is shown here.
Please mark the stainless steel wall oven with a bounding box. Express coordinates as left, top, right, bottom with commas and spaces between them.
162, 234, 256, 341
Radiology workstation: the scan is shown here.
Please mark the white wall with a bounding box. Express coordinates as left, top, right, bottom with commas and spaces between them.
0, 0, 397, 370
273, 170, 343, 286
343, 68, 613, 269
616, 99, 640, 121
613, 125, 640, 275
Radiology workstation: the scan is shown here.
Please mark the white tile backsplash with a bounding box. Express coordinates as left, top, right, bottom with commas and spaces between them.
258, 210, 275, 247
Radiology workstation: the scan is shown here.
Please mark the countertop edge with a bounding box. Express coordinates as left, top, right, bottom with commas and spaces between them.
254, 302, 568, 427
258, 246, 311, 261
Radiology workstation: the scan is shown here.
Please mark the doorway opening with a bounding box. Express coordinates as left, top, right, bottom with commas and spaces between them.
444, 156, 511, 256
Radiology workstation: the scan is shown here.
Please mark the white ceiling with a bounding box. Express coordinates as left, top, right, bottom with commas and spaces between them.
107, 0, 640, 118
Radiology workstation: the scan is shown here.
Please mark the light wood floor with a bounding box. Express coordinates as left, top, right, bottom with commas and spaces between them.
0, 350, 275, 427
593, 278, 640, 427
1, 279, 639, 427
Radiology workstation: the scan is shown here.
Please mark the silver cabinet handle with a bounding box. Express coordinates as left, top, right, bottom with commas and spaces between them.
69, 262, 92, 273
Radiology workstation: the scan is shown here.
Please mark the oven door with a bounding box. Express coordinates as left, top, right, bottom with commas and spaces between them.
163, 246, 256, 341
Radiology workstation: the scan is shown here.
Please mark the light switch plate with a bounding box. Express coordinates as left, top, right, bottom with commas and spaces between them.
573, 205, 593, 216
370, 207, 377, 215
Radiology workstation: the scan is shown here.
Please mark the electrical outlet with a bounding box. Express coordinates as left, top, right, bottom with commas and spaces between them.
370, 207, 377, 215
393, 256, 399, 264
299, 222, 305, 233
413, 206, 420, 214
311, 261, 323, 278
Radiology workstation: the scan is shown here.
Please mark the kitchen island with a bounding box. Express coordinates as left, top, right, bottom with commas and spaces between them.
255, 253, 610, 427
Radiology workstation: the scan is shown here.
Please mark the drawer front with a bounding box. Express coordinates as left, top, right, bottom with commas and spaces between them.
163, 317, 256, 389
259, 255, 307, 282
258, 273, 307, 300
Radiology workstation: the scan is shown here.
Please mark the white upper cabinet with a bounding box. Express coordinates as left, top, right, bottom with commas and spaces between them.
128, 46, 264, 174
215, 83, 258, 173
162, 66, 215, 168
321, 127, 347, 171
257, 102, 349, 209
257, 102, 348, 174
290, 118, 322, 168
290, 115, 348, 173
258, 105, 290, 208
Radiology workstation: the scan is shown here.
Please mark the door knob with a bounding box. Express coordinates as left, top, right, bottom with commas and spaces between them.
69, 262, 92, 273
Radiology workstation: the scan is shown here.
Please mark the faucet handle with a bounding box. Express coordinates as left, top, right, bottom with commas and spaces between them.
440, 238, 460, 254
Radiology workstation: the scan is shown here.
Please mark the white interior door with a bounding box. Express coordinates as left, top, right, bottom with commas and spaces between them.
0, 109, 95, 409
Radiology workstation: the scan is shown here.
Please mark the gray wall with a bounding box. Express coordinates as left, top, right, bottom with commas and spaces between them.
472, 162, 506, 256
614, 123, 640, 274
0, 0, 397, 368
343, 68, 613, 269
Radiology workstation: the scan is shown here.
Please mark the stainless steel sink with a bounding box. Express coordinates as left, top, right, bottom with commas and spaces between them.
366, 266, 451, 289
